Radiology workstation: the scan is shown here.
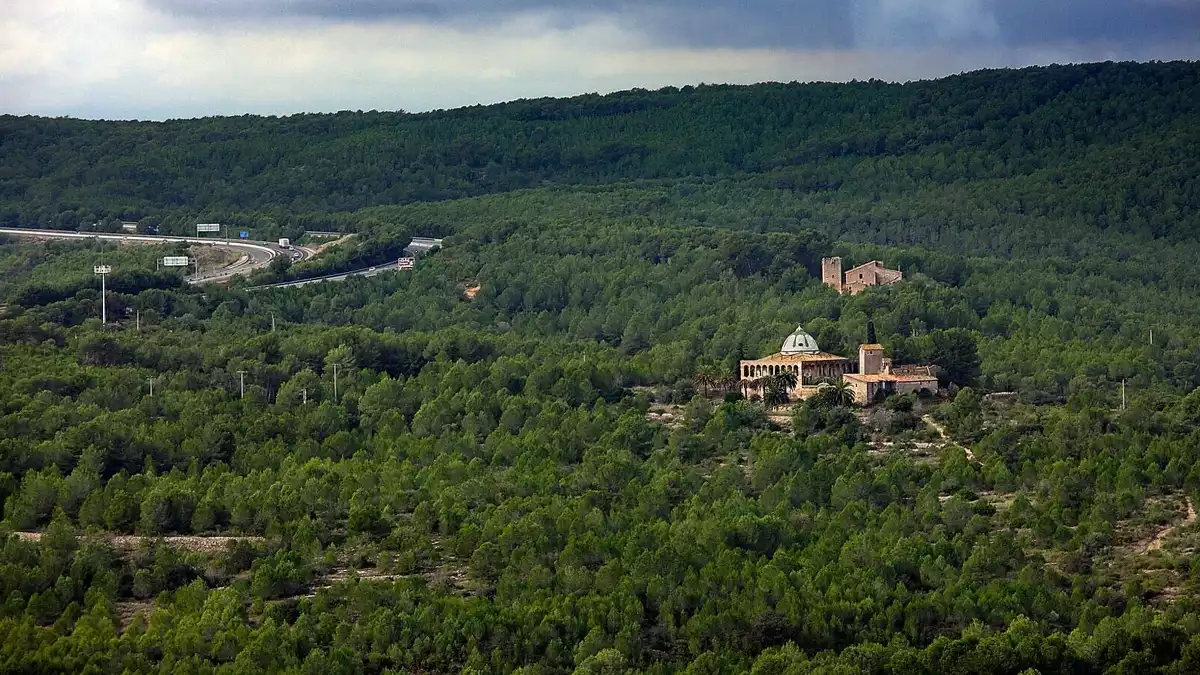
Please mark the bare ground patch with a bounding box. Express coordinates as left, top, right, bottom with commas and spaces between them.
1079, 494, 1200, 607
646, 403, 685, 429
113, 600, 156, 628
868, 439, 941, 461
305, 559, 478, 598
1137, 496, 1195, 554
295, 536, 479, 600
15, 531, 265, 553
923, 414, 978, 462
189, 245, 240, 271
309, 234, 354, 256
977, 490, 1016, 511
766, 412, 793, 430
1100, 494, 1197, 557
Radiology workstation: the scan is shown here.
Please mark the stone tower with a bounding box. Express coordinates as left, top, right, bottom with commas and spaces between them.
821, 257, 843, 292
859, 344, 885, 375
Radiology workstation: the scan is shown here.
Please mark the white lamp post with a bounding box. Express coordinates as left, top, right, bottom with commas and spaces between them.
94, 265, 112, 323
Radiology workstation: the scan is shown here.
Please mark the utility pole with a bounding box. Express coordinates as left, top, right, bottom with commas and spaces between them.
332, 363, 340, 402
94, 265, 112, 324
148, 377, 153, 397
1121, 379, 1126, 411
136, 310, 141, 332
1150, 329, 1154, 346
271, 314, 276, 332
302, 388, 307, 405
237, 370, 246, 399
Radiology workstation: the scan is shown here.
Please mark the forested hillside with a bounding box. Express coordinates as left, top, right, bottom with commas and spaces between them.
3, 61, 1200, 673
1, 61, 1197, 239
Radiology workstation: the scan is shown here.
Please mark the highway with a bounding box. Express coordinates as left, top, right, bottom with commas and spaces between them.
249, 260, 400, 290
248, 238, 440, 290
0, 228, 312, 284
0, 228, 439, 289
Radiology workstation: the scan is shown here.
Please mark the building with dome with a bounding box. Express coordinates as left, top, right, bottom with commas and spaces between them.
739, 326, 853, 399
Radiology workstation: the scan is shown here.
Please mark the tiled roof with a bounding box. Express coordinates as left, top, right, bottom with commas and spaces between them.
844, 373, 938, 384
892, 364, 937, 377
743, 352, 850, 364
844, 260, 887, 274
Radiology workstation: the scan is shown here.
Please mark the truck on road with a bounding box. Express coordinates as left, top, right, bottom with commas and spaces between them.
278, 238, 291, 249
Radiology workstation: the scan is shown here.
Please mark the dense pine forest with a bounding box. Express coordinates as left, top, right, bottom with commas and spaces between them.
3, 61, 1200, 673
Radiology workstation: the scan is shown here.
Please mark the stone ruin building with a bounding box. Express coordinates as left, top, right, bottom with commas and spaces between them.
822, 257, 903, 295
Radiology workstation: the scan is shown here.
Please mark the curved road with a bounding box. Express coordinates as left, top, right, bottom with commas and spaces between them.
247, 238, 440, 290
249, 260, 400, 290
0, 228, 311, 284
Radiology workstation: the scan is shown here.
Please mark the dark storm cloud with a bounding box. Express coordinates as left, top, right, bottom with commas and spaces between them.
149, 1, 857, 48
148, 0, 1200, 50
992, 1, 1200, 45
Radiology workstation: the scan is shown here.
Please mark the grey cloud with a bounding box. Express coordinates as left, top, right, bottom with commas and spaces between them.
148, 0, 1200, 50
148, 1, 857, 48
992, 1, 1200, 45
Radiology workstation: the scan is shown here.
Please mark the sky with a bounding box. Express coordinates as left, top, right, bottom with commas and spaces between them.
2, 0, 1198, 120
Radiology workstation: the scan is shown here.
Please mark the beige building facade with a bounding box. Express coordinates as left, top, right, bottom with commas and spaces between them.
822, 257, 903, 295
843, 344, 938, 404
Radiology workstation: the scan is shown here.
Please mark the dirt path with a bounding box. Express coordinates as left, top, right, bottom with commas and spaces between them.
1143, 497, 1196, 554
923, 414, 977, 462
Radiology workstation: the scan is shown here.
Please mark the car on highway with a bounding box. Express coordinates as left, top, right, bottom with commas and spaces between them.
369, 266, 376, 271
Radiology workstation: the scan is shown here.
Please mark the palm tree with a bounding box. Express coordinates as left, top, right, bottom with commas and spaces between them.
762, 381, 789, 408
755, 372, 797, 409
692, 369, 715, 397
717, 374, 739, 396
821, 380, 855, 407
773, 370, 798, 392
738, 378, 756, 399
749, 376, 772, 401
